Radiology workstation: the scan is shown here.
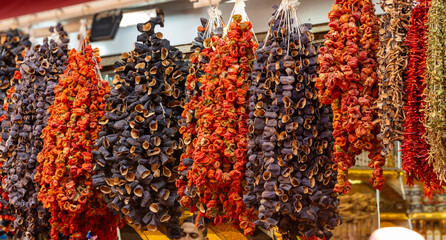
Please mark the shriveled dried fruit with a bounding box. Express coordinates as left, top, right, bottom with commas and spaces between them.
316, 0, 384, 193
0, 28, 31, 236
0, 24, 68, 239
92, 15, 187, 239
244, 2, 341, 239
178, 11, 257, 234
177, 7, 224, 232
36, 42, 121, 240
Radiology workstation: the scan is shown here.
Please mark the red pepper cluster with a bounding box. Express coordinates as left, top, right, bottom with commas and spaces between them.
178, 14, 257, 235
316, 0, 384, 193
36, 44, 121, 240
402, 0, 441, 191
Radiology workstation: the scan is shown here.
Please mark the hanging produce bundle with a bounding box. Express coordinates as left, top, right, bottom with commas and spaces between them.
402, 0, 441, 190
0, 24, 69, 239
0, 29, 32, 236
376, 0, 412, 156
177, 7, 224, 228
424, 0, 446, 182
316, 0, 384, 193
36, 42, 121, 240
92, 15, 187, 238
178, 2, 257, 233
244, 1, 341, 239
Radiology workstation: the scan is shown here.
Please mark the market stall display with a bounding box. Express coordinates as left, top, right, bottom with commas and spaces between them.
316, 0, 384, 193
92, 15, 187, 238
0, 24, 69, 239
402, 0, 441, 191
36, 42, 121, 240
376, 0, 412, 156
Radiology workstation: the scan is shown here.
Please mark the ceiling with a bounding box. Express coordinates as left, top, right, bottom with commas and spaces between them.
0, 0, 95, 20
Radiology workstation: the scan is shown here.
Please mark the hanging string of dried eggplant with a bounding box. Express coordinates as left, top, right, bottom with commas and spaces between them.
376, 0, 412, 156
0, 24, 69, 239
424, 0, 446, 182
0, 29, 31, 236
179, 9, 258, 234
36, 43, 121, 240
316, 0, 384, 193
92, 15, 187, 238
402, 0, 441, 190
245, 1, 341, 239
177, 7, 224, 229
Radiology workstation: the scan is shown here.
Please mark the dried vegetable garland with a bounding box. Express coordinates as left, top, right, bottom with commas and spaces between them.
0, 24, 69, 239
316, 0, 384, 193
177, 8, 224, 229
36, 43, 121, 240
402, 0, 441, 190
376, 0, 412, 156
0, 29, 32, 236
178, 14, 257, 235
424, 0, 446, 182
92, 15, 186, 238
244, 2, 341, 239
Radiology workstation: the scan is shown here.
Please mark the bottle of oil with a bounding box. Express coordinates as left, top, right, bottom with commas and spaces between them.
419, 220, 426, 237
441, 220, 446, 240
427, 221, 434, 240
434, 221, 441, 240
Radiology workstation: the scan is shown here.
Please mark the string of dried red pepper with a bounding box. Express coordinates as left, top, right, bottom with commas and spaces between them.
178, 9, 224, 230
402, 0, 442, 191
179, 14, 257, 235
36, 43, 121, 240
244, 2, 341, 239
0, 24, 69, 239
316, 0, 384, 193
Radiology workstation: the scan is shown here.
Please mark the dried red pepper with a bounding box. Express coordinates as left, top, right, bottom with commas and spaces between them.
317, 0, 384, 193
178, 14, 257, 235
402, 0, 442, 191
36, 42, 121, 240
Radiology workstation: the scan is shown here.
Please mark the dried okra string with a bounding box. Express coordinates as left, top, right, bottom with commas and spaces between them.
424, 0, 446, 182
402, 0, 441, 190
0, 29, 32, 236
36, 44, 121, 240
316, 0, 384, 193
245, 2, 341, 239
376, 0, 412, 155
182, 14, 257, 235
0, 24, 69, 239
92, 15, 187, 238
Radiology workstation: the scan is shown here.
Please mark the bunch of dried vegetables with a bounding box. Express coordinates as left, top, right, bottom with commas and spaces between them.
0, 24, 69, 239
178, 4, 258, 233
177, 7, 224, 229
0, 29, 31, 236
36, 42, 121, 240
376, 0, 412, 156
402, 0, 441, 190
92, 15, 187, 238
244, 1, 341, 239
316, 0, 384, 193
424, 0, 446, 182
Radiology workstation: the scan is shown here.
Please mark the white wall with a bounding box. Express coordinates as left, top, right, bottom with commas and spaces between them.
68, 0, 384, 56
